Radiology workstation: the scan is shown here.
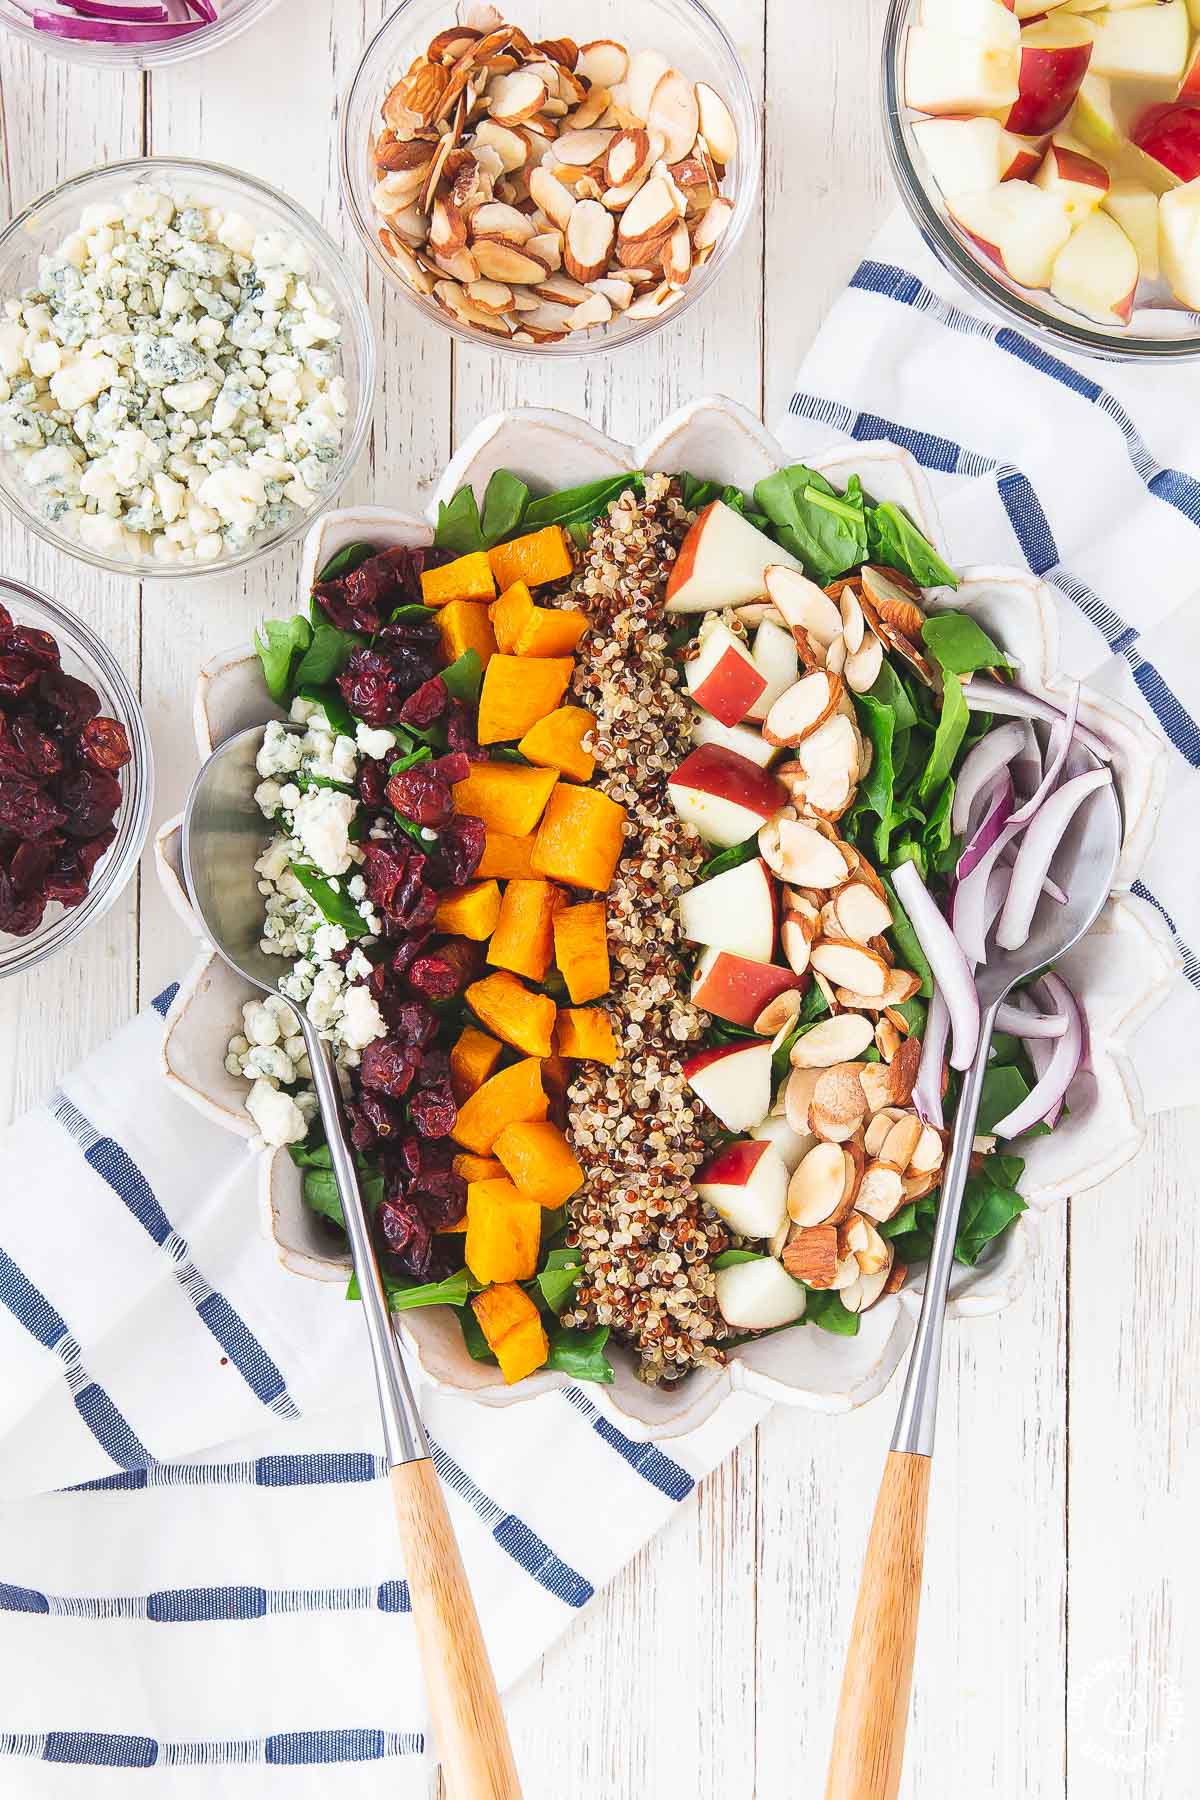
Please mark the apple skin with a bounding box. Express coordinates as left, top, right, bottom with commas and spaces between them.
696, 1138, 789, 1240
690, 947, 802, 1027
668, 742, 788, 847
1132, 101, 1200, 182
1004, 25, 1094, 135
1035, 141, 1109, 216
1181, 41, 1200, 101
687, 638, 767, 727
665, 501, 800, 614
949, 181, 1073, 288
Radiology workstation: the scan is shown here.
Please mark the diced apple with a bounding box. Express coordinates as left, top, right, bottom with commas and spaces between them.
1003, 15, 1094, 136
1035, 136, 1109, 215
682, 1039, 773, 1134
948, 181, 1073, 287
677, 855, 777, 963
684, 618, 768, 727
913, 116, 1043, 199
1103, 179, 1159, 277
1014, 0, 1070, 14
905, 25, 1020, 114
1132, 100, 1200, 183
1050, 207, 1139, 321
750, 1112, 816, 1174
715, 1256, 807, 1330
1071, 74, 1180, 192
1160, 177, 1200, 307
691, 710, 781, 769
1089, 0, 1188, 80
668, 742, 788, 847
1181, 37, 1200, 99
746, 618, 799, 722
696, 1139, 789, 1240
917, 0, 1020, 48
690, 948, 801, 1028
665, 500, 800, 614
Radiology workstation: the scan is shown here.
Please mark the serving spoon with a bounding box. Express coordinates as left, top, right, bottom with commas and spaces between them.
824, 745, 1121, 1800
183, 723, 522, 1800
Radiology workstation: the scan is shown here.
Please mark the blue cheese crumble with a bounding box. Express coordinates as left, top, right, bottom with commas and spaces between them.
0, 186, 348, 564
225, 705, 387, 1148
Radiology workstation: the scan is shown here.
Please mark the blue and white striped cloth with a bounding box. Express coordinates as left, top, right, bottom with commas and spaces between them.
779, 215, 1200, 1113
0, 986, 764, 1794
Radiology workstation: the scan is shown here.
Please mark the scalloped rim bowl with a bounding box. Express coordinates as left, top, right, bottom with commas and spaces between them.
154, 397, 1176, 1440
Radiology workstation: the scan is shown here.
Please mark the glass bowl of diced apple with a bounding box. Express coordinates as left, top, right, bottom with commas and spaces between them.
883, 0, 1200, 358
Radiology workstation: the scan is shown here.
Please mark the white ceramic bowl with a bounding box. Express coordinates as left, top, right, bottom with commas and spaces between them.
154, 396, 1176, 1440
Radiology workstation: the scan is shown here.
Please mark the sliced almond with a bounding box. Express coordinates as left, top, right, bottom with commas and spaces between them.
663, 219, 692, 286
864, 1107, 906, 1159
428, 25, 482, 64
529, 163, 576, 230
470, 200, 536, 241
889, 1035, 922, 1107
809, 1064, 867, 1144
624, 279, 683, 319
856, 1163, 906, 1224
526, 229, 563, 271
765, 565, 843, 648
839, 585, 866, 654
782, 1224, 840, 1288
881, 1258, 908, 1300
606, 126, 651, 189
379, 230, 436, 294
759, 817, 847, 889
825, 634, 847, 677
429, 197, 468, 254
533, 271, 592, 305
798, 711, 860, 784
696, 80, 737, 165
855, 1215, 891, 1275
572, 84, 612, 131
487, 68, 549, 127
790, 1014, 875, 1069
617, 173, 681, 242
618, 229, 670, 269
844, 632, 884, 696
910, 1125, 945, 1176
431, 245, 480, 284
841, 1255, 894, 1313
754, 989, 803, 1038
568, 290, 613, 330
787, 1141, 847, 1227
881, 1114, 923, 1174
432, 278, 511, 334
602, 170, 651, 211
626, 47, 670, 121
784, 1066, 821, 1138
860, 567, 936, 686
835, 967, 922, 1013
876, 1017, 901, 1063
520, 299, 577, 333
470, 237, 550, 283
647, 68, 699, 163
834, 882, 893, 945
781, 912, 814, 977
464, 278, 513, 313
551, 126, 616, 167
577, 39, 629, 89
763, 671, 842, 747
563, 198, 615, 283
473, 119, 529, 172
693, 194, 734, 252
810, 941, 890, 999
592, 274, 633, 309
859, 1062, 898, 1116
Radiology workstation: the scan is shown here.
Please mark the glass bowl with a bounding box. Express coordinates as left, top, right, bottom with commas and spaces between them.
0, 156, 376, 579
0, 579, 152, 979
341, 0, 761, 357
881, 0, 1200, 362
0, 0, 280, 69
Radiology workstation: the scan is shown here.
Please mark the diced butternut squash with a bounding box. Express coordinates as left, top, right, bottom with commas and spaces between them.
464, 1178, 542, 1283
494, 1120, 584, 1207
472, 1283, 549, 1384
557, 1007, 619, 1064
540, 1052, 571, 1124
531, 784, 627, 891
452, 1056, 548, 1153
488, 525, 574, 593
477, 655, 574, 745
490, 580, 535, 653
519, 706, 596, 782
434, 879, 502, 941
450, 1024, 504, 1102
487, 878, 561, 982
437, 599, 496, 668
421, 550, 496, 607
553, 900, 611, 1003
466, 970, 557, 1058
476, 830, 537, 881
453, 1152, 505, 1183
513, 606, 588, 657
451, 764, 558, 836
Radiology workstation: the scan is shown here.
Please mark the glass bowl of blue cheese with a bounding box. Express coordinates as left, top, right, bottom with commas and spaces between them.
0, 157, 375, 578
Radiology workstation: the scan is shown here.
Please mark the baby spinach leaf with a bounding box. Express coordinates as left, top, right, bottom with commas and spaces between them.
880, 873, 934, 997
917, 670, 968, 799
289, 864, 369, 938
288, 1138, 331, 1170
544, 1321, 614, 1382
522, 471, 643, 530
754, 465, 859, 584
853, 693, 899, 859
888, 995, 928, 1038
255, 614, 312, 704
486, 745, 533, 764
922, 778, 956, 868
868, 659, 919, 733
316, 540, 377, 585
386, 603, 435, 625
293, 622, 359, 690
804, 474, 868, 568
434, 484, 486, 555
481, 469, 530, 544
302, 1164, 384, 1228
954, 1171, 1027, 1268
977, 1063, 1044, 1135
922, 612, 1010, 676
458, 1305, 497, 1363
697, 835, 761, 881
713, 1248, 768, 1268
440, 648, 483, 706
804, 1290, 861, 1336
866, 502, 958, 590
533, 1247, 585, 1312
388, 746, 432, 777
347, 1267, 473, 1310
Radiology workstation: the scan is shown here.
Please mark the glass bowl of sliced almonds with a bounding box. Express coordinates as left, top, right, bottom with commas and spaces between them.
341, 0, 760, 352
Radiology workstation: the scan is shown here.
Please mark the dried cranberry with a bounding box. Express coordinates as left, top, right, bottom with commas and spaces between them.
57, 768, 121, 839
348, 1090, 407, 1154
357, 757, 387, 809
393, 1000, 438, 1048
386, 764, 453, 828
0, 780, 65, 839
0, 869, 46, 936
409, 1084, 458, 1140
313, 545, 449, 634
9, 839, 53, 895
432, 937, 484, 993
5, 625, 60, 670
359, 842, 412, 913
0, 656, 40, 698
376, 612, 440, 653
337, 646, 405, 727
76, 828, 115, 876
435, 750, 471, 785
427, 813, 485, 887
388, 927, 434, 979
407, 953, 459, 999
444, 699, 485, 761
38, 669, 101, 732
359, 1037, 419, 1100
42, 847, 90, 905
11, 714, 63, 778
0, 603, 11, 634
400, 675, 447, 727
376, 1196, 434, 1274
80, 715, 131, 772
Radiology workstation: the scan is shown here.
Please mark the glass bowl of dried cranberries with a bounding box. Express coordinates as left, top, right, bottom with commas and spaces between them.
0, 579, 152, 977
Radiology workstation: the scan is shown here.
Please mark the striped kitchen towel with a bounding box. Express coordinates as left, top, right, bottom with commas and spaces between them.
778, 212, 1200, 1115
0, 985, 765, 1795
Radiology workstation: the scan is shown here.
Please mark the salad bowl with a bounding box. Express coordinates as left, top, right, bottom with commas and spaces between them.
155, 396, 1176, 1439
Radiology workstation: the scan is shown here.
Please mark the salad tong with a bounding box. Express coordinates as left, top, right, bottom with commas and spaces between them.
183, 723, 522, 1800
824, 745, 1121, 1800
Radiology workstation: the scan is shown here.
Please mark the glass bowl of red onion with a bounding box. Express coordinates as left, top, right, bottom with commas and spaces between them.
0, 0, 279, 66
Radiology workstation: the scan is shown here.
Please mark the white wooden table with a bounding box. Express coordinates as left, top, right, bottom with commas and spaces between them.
2, 4, 1196, 1795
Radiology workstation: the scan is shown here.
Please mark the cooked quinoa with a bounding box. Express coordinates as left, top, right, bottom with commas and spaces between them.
557, 474, 733, 1383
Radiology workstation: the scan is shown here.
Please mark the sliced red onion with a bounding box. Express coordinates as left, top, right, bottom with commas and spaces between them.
893, 860, 980, 1070
950, 720, 1027, 836
914, 985, 948, 1128
962, 678, 1111, 763
956, 772, 1012, 880
1012, 720, 1042, 802
995, 767, 1113, 950
1042, 873, 1067, 905
995, 999, 1069, 1038
992, 972, 1082, 1137
953, 809, 1021, 966
1007, 682, 1079, 827
33, 9, 200, 33
62, 0, 167, 16
183, 0, 217, 17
